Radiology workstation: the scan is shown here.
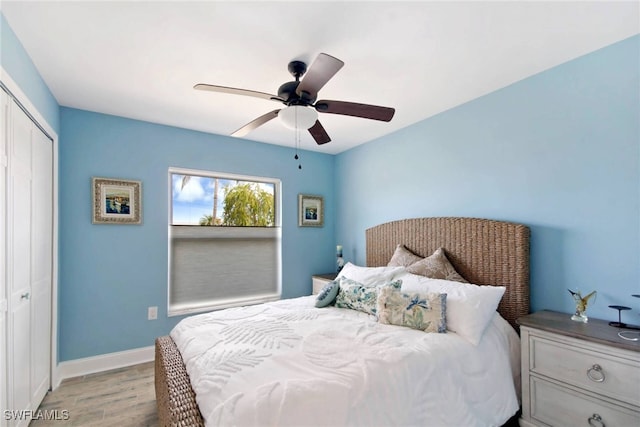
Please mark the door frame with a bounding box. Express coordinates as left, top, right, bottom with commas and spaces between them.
0, 67, 60, 395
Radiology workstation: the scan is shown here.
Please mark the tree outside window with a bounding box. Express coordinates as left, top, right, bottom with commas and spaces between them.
171, 174, 275, 227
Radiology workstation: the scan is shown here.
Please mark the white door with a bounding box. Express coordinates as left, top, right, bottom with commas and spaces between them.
29, 116, 52, 406
0, 86, 10, 427
5, 97, 52, 426
8, 98, 33, 420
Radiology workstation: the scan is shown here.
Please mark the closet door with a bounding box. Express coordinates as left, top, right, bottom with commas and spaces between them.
8, 98, 33, 418
4, 95, 52, 425
0, 87, 9, 427
29, 116, 52, 406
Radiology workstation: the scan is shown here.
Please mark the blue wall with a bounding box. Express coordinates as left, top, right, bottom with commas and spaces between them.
0, 13, 59, 133
4, 7, 639, 360
2, 11, 336, 361
335, 35, 640, 323
58, 108, 335, 360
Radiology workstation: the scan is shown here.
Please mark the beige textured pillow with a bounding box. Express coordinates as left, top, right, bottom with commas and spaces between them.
406, 248, 468, 283
387, 244, 423, 267
388, 245, 467, 282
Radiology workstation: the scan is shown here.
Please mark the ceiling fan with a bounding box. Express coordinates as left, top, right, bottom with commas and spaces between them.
194, 53, 395, 145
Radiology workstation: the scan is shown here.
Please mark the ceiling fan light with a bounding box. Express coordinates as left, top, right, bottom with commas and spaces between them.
279, 105, 318, 130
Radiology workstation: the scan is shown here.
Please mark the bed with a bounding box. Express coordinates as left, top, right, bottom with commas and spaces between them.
155, 217, 530, 426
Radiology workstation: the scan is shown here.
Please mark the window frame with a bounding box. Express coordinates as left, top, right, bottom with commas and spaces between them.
167, 167, 282, 317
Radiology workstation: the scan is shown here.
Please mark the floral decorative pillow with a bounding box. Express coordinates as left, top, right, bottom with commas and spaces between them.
335, 277, 401, 316
399, 273, 505, 345
388, 245, 467, 283
377, 285, 447, 333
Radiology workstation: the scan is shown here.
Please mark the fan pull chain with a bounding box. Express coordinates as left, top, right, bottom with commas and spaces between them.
294, 106, 302, 169
295, 128, 302, 169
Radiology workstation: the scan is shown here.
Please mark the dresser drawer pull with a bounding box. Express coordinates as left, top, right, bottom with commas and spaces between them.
588, 413, 605, 427
586, 364, 605, 382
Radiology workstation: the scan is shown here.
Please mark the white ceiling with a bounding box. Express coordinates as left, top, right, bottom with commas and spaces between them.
2, 1, 638, 154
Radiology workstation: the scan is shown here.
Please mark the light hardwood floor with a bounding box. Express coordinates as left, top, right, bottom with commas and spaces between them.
30, 362, 158, 427
27, 360, 521, 427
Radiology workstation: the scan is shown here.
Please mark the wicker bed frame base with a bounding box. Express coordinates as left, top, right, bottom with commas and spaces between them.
155, 217, 530, 426
155, 335, 205, 426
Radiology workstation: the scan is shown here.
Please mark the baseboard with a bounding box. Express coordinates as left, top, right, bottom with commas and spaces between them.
54, 345, 154, 388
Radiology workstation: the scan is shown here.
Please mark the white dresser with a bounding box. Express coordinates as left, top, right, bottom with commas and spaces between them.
518, 311, 640, 427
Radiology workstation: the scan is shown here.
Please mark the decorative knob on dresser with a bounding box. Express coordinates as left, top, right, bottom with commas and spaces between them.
586, 364, 605, 382
587, 413, 605, 427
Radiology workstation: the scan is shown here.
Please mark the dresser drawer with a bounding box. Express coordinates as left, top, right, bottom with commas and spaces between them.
529, 334, 640, 406
530, 376, 640, 427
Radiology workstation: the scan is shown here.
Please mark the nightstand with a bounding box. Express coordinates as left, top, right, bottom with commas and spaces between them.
517, 310, 640, 427
312, 273, 338, 295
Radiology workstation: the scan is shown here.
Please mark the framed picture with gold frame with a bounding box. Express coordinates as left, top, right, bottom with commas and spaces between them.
92, 177, 142, 224
298, 194, 323, 227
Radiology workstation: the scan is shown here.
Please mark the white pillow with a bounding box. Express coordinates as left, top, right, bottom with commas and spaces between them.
398, 272, 505, 345
336, 262, 406, 287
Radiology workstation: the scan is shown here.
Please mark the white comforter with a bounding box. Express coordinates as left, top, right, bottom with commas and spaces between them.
171, 296, 520, 427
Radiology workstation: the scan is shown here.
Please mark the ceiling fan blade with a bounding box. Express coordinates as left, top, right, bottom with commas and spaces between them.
296, 53, 344, 98
308, 120, 331, 145
315, 100, 395, 122
231, 110, 280, 138
194, 84, 283, 102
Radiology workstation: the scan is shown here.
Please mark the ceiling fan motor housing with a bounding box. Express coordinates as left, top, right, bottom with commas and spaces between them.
278, 60, 316, 106
278, 81, 316, 106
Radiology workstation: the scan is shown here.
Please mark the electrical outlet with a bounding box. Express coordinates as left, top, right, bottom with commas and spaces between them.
148, 306, 158, 320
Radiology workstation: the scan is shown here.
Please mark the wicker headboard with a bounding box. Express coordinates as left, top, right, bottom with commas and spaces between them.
366, 217, 530, 329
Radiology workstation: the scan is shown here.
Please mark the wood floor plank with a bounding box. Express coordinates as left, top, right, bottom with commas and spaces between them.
30, 362, 158, 427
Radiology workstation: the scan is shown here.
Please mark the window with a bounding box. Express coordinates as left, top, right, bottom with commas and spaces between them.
168, 167, 281, 316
